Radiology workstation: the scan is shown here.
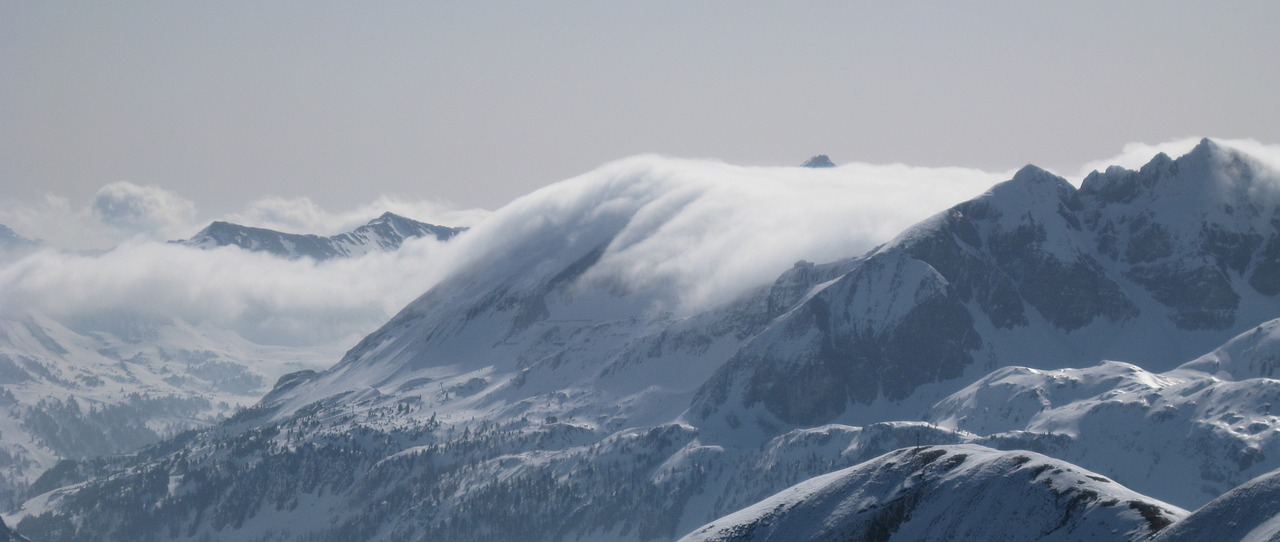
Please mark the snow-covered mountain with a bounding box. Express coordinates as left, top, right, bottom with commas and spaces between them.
919, 317, 1280, 508
1151, 468, 1280, 542
0, 226, 40, 261
7, 140, 1280, 541
694, 138, 1280, 435
0, 516, 28, 542
176, 212, 464, 260
679, 444, 1184, 542
0, 311, 337, 510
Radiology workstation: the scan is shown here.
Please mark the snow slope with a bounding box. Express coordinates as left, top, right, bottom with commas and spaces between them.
0, 311, 337, 508
0, 516, 28, 542
925, 318, 1280, 507
10, 141, 1280, 541
694, 139, 1280, 435
679, 444, 1184, 542
1152, 468, 1280, 542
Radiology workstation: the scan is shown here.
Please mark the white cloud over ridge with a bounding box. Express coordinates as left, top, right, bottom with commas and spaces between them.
90, 181, 199, 241
3, 138, 1276, 354
222, 195, 490, 236
1070, 137, 1280, 184
0, 156, 1007, 352
0, 236, 460, 347
436, 155, 1008, 316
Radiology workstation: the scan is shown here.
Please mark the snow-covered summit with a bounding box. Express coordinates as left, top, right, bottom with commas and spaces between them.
0, 226, 41, 257
680, 444, 1184, 542
693, 139, 1280, 436
176, 212, 464, 260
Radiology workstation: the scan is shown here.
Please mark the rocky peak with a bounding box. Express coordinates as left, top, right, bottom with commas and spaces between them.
800, 155, 836, 168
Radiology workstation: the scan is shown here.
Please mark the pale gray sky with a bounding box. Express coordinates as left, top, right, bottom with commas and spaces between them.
3, 1, 1279, 218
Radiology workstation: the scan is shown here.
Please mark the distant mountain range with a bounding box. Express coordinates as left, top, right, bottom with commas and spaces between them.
7, 140, 1280, 541
0, 226, 41, 256
174, 212, 465, 260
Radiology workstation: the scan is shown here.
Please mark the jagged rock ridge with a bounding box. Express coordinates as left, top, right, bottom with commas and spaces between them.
799, 155, 836, 168
176, 212, 465, 260
693, 138, 1280, 433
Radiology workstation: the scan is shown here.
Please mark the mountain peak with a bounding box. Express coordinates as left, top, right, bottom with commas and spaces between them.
0, 224, 43, 252
1010, 163, 1059, 184
800, 155, 836, 168
177, 214, 464, 259
1189, 136, 1218, 156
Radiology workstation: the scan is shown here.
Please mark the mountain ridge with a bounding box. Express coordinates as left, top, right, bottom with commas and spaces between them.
175, 212, 465, 260
10, 140, 1280, 541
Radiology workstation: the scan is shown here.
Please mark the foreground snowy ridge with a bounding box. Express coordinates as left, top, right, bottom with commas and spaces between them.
6, 140, 1280, 541
680, 444, 1183, 542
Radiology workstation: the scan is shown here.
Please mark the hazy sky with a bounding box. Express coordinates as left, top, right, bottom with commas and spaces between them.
4, 2, 1280, 221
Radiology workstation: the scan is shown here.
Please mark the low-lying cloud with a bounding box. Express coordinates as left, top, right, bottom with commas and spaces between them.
1071, 137, 1280, 183
3, 139, 1273, 355
222, 195, 491, 236
0, 237, 461, 347
439, 155, 1009, 316
90, 181, 200, 241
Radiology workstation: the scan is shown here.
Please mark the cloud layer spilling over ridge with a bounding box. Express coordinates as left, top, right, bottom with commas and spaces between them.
441, 155, 1006, 315
21, 137, 1274, 350
0, 154, 1007, 350
1072, 137, 1280, 183
0, 184, 491, 252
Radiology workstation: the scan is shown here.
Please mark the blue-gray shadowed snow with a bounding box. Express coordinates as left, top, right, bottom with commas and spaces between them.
175, 212, 465, 260
693, 138, 1280, 436
0, 225, 41, 257
0, 517, 29, 542
799, 155, 836, 168
920, 318, 1280, 507
679, 445, 1183, 542
1151, 468, 1280, 542
12, 140, 1280, 541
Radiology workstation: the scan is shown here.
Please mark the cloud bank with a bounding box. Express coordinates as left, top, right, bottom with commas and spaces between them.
90, 181, 199, 241
3, 138, 1274, 353
438, 155, 1008, 315
0, 182, 490, 251
1071, 137, 1280, 183
0, 237, 460, 347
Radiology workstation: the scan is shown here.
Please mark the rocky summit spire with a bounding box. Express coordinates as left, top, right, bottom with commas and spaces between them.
800, 155, 836, 168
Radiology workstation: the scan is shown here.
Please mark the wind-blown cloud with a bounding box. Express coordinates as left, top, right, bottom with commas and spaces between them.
0, 236, 460, 347
3, 140, 1274, 354
1071, 137, 1280, 183
0, 156, 1006, 352
0, 186, 486, 348
91, 181, 200, 240
439, 155, 1009, 315
0, 184, 489, 251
